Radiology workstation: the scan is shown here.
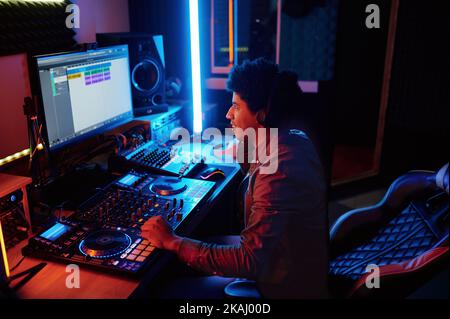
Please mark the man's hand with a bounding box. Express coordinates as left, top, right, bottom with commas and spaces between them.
140, 216, 183, 252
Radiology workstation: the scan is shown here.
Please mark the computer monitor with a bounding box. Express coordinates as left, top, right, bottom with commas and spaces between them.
33, 45, 134, 151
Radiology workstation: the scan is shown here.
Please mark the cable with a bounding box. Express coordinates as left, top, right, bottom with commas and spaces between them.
9, 256, 25, 272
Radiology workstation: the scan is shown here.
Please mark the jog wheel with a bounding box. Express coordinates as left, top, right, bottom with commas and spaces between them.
149, 177, 187, 196
79, 230, 131, 259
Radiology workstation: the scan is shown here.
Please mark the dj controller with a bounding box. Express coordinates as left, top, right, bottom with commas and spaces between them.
23, 171, 215, 275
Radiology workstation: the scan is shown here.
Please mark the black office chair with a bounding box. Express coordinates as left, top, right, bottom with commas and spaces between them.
329, 163, 449, 298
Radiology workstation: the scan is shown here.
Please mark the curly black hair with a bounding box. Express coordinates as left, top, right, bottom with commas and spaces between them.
226, 58, 278, 113
226, 58, 303, 127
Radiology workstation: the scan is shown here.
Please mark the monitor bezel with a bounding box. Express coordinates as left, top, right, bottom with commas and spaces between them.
31, 45, 134, 153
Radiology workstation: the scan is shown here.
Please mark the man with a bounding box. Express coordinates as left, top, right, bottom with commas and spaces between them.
141, 58, 329, 298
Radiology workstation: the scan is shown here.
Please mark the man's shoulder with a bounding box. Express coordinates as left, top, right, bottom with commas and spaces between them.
270, 128, 323, 177
279, 128, 309, 142
254, 128, 325, 193
276, 128, 313, 155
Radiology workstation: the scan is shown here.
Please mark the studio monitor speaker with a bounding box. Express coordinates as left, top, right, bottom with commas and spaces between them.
96, 32, 168, 116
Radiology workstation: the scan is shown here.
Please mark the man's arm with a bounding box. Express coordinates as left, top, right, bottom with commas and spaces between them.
172, 163, 293, 278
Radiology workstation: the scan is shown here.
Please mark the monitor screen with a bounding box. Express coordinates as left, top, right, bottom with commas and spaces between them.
35, 45, 133, 151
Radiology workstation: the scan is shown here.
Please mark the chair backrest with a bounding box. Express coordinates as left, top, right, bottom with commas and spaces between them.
329, 163, 449, 298
435, 163, 449, 194
330, 199, 448, 279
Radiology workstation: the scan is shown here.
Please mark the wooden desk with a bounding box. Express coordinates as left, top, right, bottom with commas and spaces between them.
8, 240, 138, 299
6, 163, 241, 299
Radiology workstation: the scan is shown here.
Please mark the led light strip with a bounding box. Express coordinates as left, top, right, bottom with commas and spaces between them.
0, 144, 44, 167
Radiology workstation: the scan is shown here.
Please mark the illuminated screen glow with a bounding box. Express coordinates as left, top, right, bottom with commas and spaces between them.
118, 174, 140, 186
36, 45, 133, 151
40, 223, 71, 241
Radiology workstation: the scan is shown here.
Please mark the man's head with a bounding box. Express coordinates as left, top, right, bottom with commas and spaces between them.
225, 58, 278, 140
225, 58, 302, 140
227, 58, 279, 115
225, 92, 260, 141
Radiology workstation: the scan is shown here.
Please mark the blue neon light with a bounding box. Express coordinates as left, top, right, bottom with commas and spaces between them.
189, 0, 203, 133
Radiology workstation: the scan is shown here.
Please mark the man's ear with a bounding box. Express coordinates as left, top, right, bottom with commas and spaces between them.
256, 110, 266, 125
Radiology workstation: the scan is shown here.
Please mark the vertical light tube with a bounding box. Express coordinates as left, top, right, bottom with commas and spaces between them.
189, 0, 203, 134
0, 222, 10, 280
228, 0, 234, 65
233, 0, 238, 65
276, 0, 282, 64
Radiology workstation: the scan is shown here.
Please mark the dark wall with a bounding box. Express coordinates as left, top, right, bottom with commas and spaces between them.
333, 0, 391, 147
382, 0, 449, 176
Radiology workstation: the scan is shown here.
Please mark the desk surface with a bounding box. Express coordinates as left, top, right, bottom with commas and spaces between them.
8, 240, 137, 299
7, 163, 241, 299
0, 173, 31, 198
